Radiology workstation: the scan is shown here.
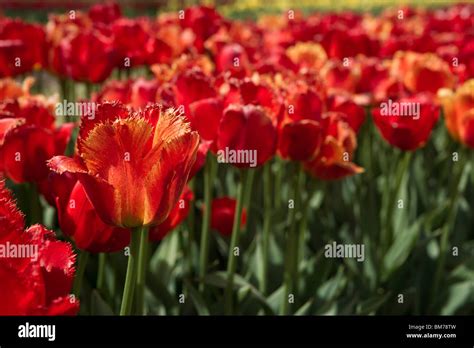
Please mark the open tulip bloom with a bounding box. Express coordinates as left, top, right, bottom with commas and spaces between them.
1, 1, 474, 326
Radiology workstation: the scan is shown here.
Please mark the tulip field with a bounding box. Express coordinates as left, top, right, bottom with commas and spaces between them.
0, 0, 473, 319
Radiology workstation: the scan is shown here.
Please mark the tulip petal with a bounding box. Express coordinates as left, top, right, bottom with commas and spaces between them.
0, 179, 25, 241
78, 101, 131, 153
48, 155, 88, 175
79, 117, 153, 226
0, 125, 56, 183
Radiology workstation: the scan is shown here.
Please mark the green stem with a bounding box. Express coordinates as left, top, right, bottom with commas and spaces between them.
73, 251, 89, 298
68, 78, 75, 102
381, 151, 412, 253
364, 114, 379, 286
60, 78, 68, 101
85, 82, 93, 99
120, 228, 142, 316
241, 168, 254, 234
96, 253, 106, 293
178, 225, 189, 315
431, 150, 470, 310
274, 158, 283, 212
261, 163, 273, 294
281, 165, 304, 315
224, 169, 255, 315
65, 79, 76, 123
296, 176, 312, 280
199, 156, 217, 289
28, 183, 42, 225
187, 179, 196, 276
135, 226, 149, 315
178, 225, 189, 273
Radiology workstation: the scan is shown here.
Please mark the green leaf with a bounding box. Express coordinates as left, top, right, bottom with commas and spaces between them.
294, 298, 314, 315
441, 281, 474, 315
356, 293, 391, 315
383, 221, 421, 281
90, 290, 114, 315
204, 272, 274, 314
266, 285, 284, 314
150, 231, 180, 284
184, 280, 210, 315
316, 266, 347, 302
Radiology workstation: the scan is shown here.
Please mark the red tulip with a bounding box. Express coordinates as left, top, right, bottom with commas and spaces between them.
189, 139, 212, 179
146, 36, 174, 65
238, 79, 284, 124
210, 197, 247, 237
372, 94, 440, 151
326, 93, 366, 133
182, 6, 223, 52
149, 186, 193, 242
0, 180, 78, 315
215, 43, 251, 78
53, 29, 116, 83
321, 59, 360, 94
0, 19, 46, 77
173, 68, 216, 115
49, 102, 200, 228
94, 78, 159, 109
304, 112, 363, 180
217, 104, 277, 168
37, 170, 76, 207
278, 120, 322, 162
52, 174, 131, 253
0, 180, 24, 242
88, 2, 122, 24
188, 97, 223, 142
380, 33, 436, 59
94, 79, 130, 104
112, 18, 151, 68
0, 97, 74, 183
391, 51, 455, 94
45, 12, 92, 69
354, 56, 390, 96
216, 77, 283, 125
322, 26, 378, 59
459, 38, 474, 80
255, 49, 298, 74
287, 90, 324, 123
372, 75, 410, 103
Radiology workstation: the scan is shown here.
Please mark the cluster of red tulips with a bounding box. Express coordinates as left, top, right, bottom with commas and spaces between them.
0, 2, 473, 316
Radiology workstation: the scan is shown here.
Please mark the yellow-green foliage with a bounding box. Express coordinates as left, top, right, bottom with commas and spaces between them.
214, 0, 463, 17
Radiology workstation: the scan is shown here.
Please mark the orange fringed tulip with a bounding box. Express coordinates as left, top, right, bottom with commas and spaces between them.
439, 79, 474, 148
49, 102, 200, 228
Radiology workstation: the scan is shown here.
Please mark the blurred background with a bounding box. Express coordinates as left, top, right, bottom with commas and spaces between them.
1, 0, 467, 20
